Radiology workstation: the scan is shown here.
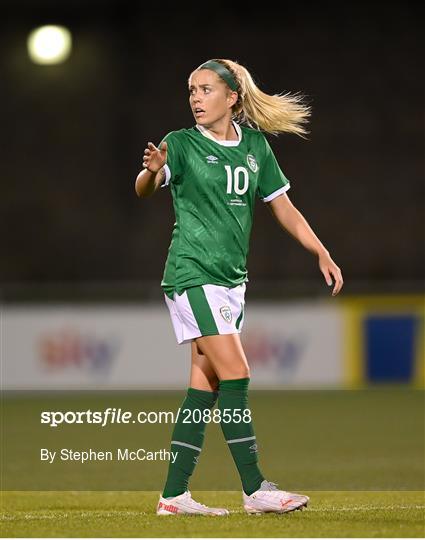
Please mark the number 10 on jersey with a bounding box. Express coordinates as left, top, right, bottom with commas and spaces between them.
225, 165, 249, 196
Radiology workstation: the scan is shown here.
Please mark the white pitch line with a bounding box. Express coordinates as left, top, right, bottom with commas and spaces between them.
230, 505, 425, 514
1, 505, 424, 522
308, 505, 425, 512
0, 510, 147, 522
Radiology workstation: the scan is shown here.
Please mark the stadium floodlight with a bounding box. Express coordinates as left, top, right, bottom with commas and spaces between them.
27, 25, 72, 65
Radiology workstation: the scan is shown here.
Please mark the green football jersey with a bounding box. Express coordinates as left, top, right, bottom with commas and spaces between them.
159, 122, 290, 299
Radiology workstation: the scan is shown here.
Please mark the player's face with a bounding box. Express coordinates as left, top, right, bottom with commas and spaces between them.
188, 69, 235, 126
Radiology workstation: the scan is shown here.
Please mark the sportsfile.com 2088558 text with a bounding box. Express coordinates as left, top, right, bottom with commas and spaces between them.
40, 408, 252, 427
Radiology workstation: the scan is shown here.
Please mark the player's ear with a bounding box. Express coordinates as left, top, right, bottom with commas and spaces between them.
227, 90, 238, 108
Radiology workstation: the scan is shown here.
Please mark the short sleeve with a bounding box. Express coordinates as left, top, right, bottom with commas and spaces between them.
159, 131, 184, 188
256, 136, 291, 202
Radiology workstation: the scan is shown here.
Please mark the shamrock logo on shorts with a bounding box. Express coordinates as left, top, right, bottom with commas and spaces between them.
220, 306, 232, 323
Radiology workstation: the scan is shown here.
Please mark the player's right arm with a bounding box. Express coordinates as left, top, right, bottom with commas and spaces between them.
135, 141, 168, 197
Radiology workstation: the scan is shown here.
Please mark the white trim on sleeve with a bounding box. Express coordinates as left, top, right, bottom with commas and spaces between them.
160, 164, 172, 188
262, 183, 291, 202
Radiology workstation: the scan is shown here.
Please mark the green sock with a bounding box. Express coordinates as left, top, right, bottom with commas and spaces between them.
162, 387, 218, 498
218, 377, 265, 495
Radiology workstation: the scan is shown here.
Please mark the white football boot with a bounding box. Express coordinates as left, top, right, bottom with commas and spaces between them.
157, 490, 229, 516
243, 480, 309, 514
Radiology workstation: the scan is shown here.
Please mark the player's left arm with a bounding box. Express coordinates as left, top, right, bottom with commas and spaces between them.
267, 193, 344, 296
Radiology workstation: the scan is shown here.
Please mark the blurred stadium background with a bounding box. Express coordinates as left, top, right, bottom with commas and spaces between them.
1, 0, 424, 498
2, 0, 423, 390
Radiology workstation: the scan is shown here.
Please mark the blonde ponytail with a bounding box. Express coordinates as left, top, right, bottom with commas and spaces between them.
209, 59, 310, 137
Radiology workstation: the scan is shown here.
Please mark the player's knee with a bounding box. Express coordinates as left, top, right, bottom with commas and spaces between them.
224, 366, 250, 380
202, 372, 219, 391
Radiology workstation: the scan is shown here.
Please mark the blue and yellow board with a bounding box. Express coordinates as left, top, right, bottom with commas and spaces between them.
342, 295, 424, 388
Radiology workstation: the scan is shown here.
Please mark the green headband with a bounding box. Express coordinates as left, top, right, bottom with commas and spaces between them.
198, 60, 238, 91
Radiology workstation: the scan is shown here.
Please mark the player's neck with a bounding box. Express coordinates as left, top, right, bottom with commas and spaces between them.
202, 118, 238, 141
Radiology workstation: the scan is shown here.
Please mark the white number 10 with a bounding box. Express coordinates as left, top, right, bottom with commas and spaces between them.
225, 165, 249, 195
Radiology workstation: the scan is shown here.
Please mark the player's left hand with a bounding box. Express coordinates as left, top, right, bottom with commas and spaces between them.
318, 251, 344, 296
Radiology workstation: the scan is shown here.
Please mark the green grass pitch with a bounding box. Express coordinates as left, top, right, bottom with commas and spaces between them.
1, 387, 424, 536
1, 490, 424, 537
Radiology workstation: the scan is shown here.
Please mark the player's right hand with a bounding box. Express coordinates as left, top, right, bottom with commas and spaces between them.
142, 141, 168, 173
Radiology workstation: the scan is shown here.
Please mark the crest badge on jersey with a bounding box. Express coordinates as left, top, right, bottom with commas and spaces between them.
220, 306, 232, 323
247, 154, 258, 173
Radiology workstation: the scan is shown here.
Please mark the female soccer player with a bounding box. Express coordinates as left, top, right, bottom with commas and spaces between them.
135, 59, 343, 516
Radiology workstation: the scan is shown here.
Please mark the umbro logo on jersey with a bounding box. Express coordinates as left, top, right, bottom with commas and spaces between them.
249, 442, 258, 453
206, 155, 219, 164
247, 154, 258, 173
220, 306, 232, 323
